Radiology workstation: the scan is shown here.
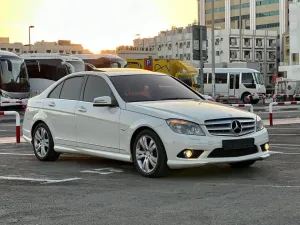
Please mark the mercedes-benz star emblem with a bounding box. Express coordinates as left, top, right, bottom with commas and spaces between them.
231, 120, 242, 134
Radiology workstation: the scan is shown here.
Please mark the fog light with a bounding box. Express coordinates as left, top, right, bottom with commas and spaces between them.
265, 143, 270, 151
183, 150, 193, 158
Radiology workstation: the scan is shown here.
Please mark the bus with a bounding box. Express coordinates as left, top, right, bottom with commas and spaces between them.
72, 54, 128, 69
0, 50, 30, 108
200, 68, 266, 104
20, 53, 85, 97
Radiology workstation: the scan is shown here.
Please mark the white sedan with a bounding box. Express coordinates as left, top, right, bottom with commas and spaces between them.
23, 68, 270, 177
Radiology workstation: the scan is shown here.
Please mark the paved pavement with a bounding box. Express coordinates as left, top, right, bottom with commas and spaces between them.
0, 124, 299, 224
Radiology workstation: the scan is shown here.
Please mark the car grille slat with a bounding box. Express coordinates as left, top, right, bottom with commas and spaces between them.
205, 118, 255, 136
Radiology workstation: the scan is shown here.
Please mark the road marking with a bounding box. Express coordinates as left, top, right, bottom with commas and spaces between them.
271, 143, 300, 147
269, 134, 299, 136
0, 176, 81, 184
0, 153, 34, 156
81, 167, 124, 175
269, 151, 300, 155
0, 130, 7, 132
271, 146, 299, 150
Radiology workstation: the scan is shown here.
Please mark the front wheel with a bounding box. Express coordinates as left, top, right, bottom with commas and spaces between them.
241, 93, 251, 104
32, 123, 60, 161
229, 160, 256, 168
132, 129, 169, 177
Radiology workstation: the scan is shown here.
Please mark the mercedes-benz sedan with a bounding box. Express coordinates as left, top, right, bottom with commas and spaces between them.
23, 68, 270, 177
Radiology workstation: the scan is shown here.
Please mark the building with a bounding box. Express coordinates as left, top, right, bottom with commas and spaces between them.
100, 50, 117, 54
199, 0, 290, 32
206, 28, 278, 84
117, 25, 207, 65
116, 45, 157, 59
0, 38, 91, 55
118, 24, 277, 85
198, 0, 295, 61
279, 1, 300, 79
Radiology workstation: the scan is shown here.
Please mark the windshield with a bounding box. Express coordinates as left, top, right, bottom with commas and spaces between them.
255, 72, 264, 85
67, 60, 85, 72
0, 58, 29, 84
0, 57, 30, 95
109, 75, 202, 103
25, 59, 69, 82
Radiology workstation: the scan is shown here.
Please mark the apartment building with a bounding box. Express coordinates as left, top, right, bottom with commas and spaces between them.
279, 1, 300, 79
207, 28, 278, 84
0, 38, 91, 55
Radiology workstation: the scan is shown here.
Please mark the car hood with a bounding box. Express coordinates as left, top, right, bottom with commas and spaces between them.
126, 100, 256, 124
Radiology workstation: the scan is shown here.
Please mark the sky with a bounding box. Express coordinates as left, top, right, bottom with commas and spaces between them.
0, 0, 198, 53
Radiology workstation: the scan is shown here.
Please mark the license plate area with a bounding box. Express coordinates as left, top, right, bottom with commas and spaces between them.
222, 138, 254, 150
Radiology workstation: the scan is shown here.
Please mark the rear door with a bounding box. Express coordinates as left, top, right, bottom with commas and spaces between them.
42, 75, 85, 147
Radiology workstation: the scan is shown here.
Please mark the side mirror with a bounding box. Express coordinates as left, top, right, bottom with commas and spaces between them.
252, 80, 255, 85
6, 60, 12, 72
93, 96, 117, 107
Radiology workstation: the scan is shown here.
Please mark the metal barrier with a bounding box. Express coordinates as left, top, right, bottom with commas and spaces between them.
293, 94, 300, 100
272, 94, 292, 102
246, 93, 266, 104
0, 111, 21, 143
216, 95, 238, 104
230, 104, 254, 113
269, 101, 300, 126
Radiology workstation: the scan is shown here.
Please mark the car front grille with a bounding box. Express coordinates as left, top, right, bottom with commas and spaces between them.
207, 147, 258, 158
205, 118, 255, 136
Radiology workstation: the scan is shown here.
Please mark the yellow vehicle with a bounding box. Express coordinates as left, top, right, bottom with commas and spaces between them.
126, 58, 200, 92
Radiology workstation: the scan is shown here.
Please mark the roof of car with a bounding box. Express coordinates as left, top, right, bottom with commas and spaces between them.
92, 68, 165, 76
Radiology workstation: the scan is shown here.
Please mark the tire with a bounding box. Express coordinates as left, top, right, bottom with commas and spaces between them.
251, 99, 260, 104
32, 123, 60, 161
229, 160, 256, 168
241, 92, 251, 104
132, 129, 169, 177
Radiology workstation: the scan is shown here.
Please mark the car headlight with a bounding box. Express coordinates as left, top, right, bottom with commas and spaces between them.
256, 117, 264, 132
166, 119, 206, 136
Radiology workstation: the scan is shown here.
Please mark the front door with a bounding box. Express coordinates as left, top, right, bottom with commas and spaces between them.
75, 75, 120, 153
229, 73, 240, 96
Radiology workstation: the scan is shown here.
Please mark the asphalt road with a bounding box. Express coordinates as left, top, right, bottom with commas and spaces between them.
0, 124, 299, 224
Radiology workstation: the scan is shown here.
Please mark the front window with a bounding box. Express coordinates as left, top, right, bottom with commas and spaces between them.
255, 72, 264, 85
67, 60, 85, 72
109, 75, 202, 103
25, 59, 69, 82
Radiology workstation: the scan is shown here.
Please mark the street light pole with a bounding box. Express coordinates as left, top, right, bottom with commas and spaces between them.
29, 25, 34, 53
211, 0, 216, 99
239, 0, 242, 61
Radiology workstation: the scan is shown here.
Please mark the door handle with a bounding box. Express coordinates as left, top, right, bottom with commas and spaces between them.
48, 101, 55, 107
78, 106, 87, 113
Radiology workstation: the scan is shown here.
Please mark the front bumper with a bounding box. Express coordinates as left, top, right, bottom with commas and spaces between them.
155, 124, 270, 169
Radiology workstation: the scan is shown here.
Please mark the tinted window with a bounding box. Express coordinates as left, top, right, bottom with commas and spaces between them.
109, 75, 202, 103
215, 73, 228, 84
203, 73, 208, 83
25, 59, 68, 81
48, 82, 63, 99
83, 76, 112, 102
207, 73, 212, 84
177, 75, 192, 86
60, 76, 84, 100
242, 73, 254, 83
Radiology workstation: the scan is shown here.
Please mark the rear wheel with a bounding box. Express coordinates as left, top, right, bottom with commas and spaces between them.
32, 123, 60, 161
132, 129, 169, 177
229, 160, 256, 168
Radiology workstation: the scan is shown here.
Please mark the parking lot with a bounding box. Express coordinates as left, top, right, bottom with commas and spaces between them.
0, 120, 299, 224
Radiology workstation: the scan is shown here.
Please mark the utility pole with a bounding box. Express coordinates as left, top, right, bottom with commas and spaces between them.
198, 0, 204, 94
239, 0, 242, 62
211, 0, 216, 98
29, 25, 34, 53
